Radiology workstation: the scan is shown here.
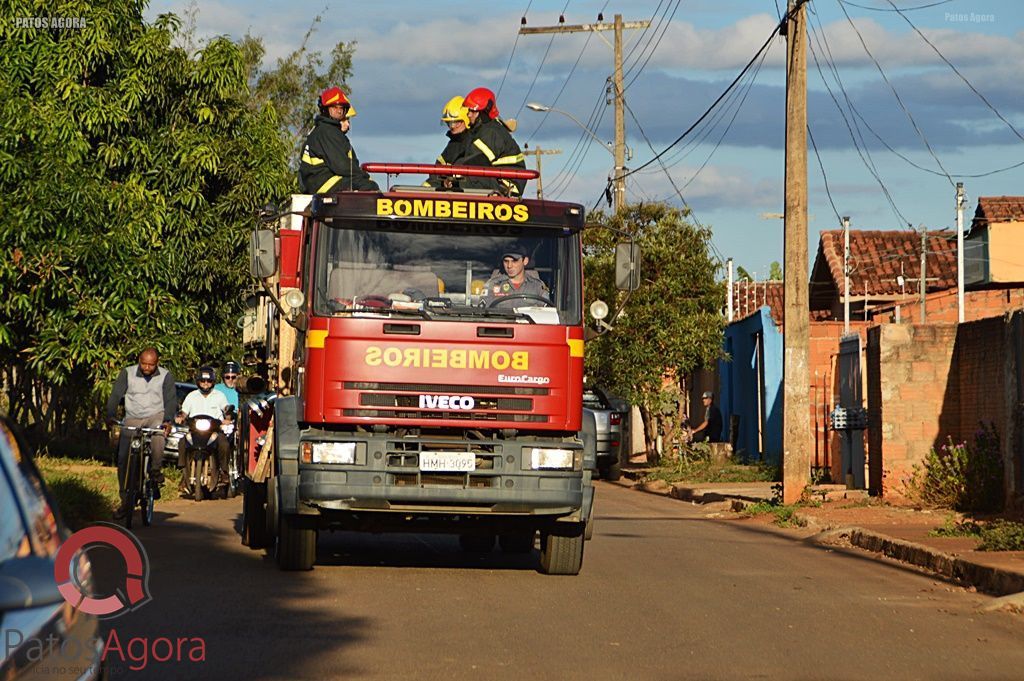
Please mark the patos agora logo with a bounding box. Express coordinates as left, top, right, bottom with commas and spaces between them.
54, 522, 152, 618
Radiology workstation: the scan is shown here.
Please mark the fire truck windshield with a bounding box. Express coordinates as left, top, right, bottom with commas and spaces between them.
313, 219, 581, 325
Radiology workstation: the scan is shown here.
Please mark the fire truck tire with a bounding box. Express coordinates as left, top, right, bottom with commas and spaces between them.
498, 531, 535, 553
242, 482, 268, 549
604, 461, 622, 481
584, 501, 595, 541
458, 533, 495, 553
276, 513, 317, 571
539, 524, 585, 575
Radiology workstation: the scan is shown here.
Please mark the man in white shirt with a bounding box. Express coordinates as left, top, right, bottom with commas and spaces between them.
178, 366, 230, 496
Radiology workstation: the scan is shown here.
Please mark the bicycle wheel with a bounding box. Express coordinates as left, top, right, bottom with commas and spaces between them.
123, 452, 140, 530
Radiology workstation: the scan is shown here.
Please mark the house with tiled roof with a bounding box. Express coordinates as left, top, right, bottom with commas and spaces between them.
809, 229, 957, 321
730, 280, 784, 325
965, 196, 1024, 286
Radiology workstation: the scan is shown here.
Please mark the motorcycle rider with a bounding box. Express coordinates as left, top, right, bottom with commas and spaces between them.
177, 366, 230, 496
214, 361, 241, 411
460, 87, 526, 197
298, 87, 379, 194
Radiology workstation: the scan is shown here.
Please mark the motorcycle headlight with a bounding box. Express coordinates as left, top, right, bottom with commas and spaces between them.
529, 448, 580, 470
194, 418, 212, 432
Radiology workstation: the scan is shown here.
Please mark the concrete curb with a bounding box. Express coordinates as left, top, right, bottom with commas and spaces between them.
811, 527, 1024, 598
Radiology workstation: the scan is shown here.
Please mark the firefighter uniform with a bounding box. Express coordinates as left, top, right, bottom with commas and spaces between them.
462, 117, 526, 196
298, 114, 379, 194
426, 129, 471, 188
484, 272, 550, 301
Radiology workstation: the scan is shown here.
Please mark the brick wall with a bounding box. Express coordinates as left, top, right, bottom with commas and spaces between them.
866, 324, 959, 499
947, 317, 1007, 443
874, 287, 1024, 325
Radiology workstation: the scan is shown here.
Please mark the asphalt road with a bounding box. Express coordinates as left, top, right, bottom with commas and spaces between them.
101, 482, 1024, 681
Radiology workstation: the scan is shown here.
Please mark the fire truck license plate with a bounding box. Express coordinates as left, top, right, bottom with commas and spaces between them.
419, 452, 476, 472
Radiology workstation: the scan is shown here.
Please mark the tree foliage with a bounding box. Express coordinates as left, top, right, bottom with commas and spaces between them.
583, 203, 725, 458
237, 15, 356, 163
0, 0, 293, 440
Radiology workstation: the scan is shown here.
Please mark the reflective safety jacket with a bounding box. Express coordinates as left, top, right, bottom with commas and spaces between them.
426, 129, 472, 188
462, 118, 526, 196
298, 114, 379, 194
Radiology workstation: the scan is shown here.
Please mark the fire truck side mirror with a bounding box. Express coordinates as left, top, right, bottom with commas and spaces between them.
250, 230, 278, 279
615, 242, 641, 291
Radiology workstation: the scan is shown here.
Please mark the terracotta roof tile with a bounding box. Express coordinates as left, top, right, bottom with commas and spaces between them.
731, 280, 784, 325
973, 196, 1024, 227
816, 229, 957, 297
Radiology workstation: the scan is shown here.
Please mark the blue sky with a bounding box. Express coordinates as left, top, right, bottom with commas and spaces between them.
145, 0, 1024, 275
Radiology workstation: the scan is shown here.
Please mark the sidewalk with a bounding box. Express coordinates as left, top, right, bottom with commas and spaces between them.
617, 465, 1024, 600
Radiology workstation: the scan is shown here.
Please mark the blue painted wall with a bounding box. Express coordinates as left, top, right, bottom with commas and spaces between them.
718, 308, 783, 465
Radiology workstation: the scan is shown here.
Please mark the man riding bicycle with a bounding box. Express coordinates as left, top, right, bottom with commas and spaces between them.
105, 347, 176, 518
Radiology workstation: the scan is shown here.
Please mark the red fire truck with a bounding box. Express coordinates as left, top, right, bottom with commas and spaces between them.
240, 164, 637, 575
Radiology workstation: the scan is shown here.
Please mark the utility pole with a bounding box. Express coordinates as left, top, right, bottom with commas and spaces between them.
919, 230, 927, 324
842, 216, 851, 335
956, 182, 966, 323
522, 145, 562, 199
782, 0, 811, 505
520, 13, 649, 212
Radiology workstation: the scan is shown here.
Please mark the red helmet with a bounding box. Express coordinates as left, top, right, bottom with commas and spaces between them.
318, 87, 356, 117
463, 87, 499, 119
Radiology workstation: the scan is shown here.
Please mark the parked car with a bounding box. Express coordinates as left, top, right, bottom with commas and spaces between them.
582, 387, 625, 481
164, 381, 198, 462
0, 416, 106, 680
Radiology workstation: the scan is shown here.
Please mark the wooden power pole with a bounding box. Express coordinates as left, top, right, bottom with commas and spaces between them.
520, 13, 649, 211
782, 0, 811, 504
522, 145, 562, 199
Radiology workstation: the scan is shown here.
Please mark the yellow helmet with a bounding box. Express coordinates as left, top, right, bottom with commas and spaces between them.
441, 96, 470, 126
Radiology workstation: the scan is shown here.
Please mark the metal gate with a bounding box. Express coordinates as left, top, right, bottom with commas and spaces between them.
838, 334, 866, 489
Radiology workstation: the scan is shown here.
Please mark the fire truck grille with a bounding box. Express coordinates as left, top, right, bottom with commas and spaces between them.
344, 409, 547, 422
359, 394, 533, 411
345, 381, 549, 396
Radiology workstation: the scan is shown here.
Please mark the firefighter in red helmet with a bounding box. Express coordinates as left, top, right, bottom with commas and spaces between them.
298, 87, 378, 194
460, 87, 526, 196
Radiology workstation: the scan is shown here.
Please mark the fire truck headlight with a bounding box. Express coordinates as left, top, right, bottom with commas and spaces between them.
283, 289, 306, 311
311, 442, 356, 465
529, 448, 578, 470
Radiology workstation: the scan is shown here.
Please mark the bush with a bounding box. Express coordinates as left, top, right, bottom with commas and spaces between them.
906, 423, 1004, 513
978, 520, 1024, 552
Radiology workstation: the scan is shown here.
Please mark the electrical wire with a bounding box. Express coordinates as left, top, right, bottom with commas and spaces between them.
497, 0, 534, 100
836, 0, 956, 187
513, 1, 572, 120
623, 0, 683, 91
808, 124, 843, 224
841, 0, 953, 11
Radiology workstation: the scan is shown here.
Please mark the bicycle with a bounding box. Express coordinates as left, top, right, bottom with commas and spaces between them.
118, 424, 164, 529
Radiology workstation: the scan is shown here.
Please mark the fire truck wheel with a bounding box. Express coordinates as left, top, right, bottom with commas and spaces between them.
539, 524, 585, 575
584, 502, 595, 541
498, 531, 535, 553
458, 533, 495, 553
276, 513, 317, 571
242, 482, 268, 549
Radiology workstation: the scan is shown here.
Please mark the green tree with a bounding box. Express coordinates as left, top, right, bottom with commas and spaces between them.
0, 0, 293, 444
238, 16, 357, 162
583, 203, 725, 462
735, 261, 782, 281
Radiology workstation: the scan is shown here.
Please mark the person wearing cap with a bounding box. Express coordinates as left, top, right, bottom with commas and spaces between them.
214, 361, 241, 410
484, 244, 550, 304
691, 391, 723, 443
298, 86, 379, 194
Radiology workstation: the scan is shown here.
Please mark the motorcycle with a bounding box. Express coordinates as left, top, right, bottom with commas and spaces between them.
183, 415, 223, 501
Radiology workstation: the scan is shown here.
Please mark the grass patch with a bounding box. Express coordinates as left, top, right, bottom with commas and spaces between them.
35, 455, 183, 531
644, 445, 778, 485
929, 516, 982, 539
741, 501, 807, 528
978, 520, 1024, 551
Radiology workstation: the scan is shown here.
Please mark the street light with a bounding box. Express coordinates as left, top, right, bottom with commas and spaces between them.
526, 102, 614, 157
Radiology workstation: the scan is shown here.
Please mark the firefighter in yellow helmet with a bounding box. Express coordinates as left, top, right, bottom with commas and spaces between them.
426, 96, 473, 189
298, 87, 378, 194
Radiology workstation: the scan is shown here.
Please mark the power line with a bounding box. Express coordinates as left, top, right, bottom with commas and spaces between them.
836, 0, 955, 187
513, 1, 571, 120
623, 0, 683, 92
808, 124, 842, 224
877, 0, 1024, 145
497, 1, 534, 100
841, 0, 953, 11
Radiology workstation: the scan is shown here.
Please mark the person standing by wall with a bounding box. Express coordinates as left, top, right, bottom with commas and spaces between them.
691, 391, 723, 443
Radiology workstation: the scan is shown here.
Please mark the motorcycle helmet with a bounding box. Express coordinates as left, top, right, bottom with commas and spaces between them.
441, 96, 470, 127
222, 360, 241, 377
196, 366, 216, 393
318, 86, 356, 118
463, 87, 499, 120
